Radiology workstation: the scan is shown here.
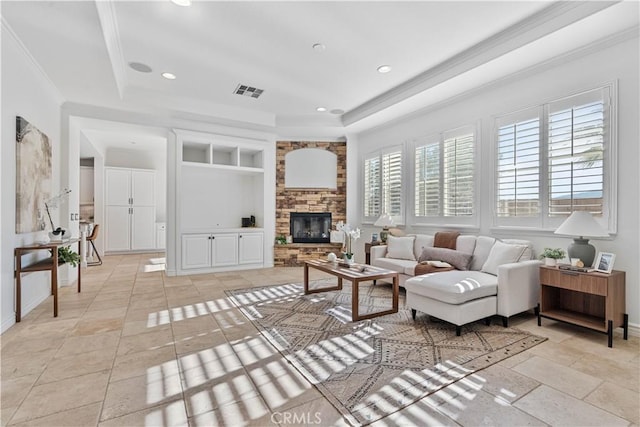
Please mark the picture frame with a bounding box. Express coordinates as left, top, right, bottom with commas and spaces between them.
594, 252, 615, 273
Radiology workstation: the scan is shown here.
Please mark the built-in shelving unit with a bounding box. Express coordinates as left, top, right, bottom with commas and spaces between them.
182, 141, 263, 173
171, 129, 274, 276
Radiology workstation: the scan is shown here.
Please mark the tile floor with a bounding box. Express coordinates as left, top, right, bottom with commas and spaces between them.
1, 253, 638, 426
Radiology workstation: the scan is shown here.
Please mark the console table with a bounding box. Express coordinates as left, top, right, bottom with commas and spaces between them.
538, 265, 627, 347
14, 239, 81, 322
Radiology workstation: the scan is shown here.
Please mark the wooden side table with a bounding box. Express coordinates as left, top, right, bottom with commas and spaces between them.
538, 265, 627, 347
364, 241, 381, 265
14, 239, 81, 322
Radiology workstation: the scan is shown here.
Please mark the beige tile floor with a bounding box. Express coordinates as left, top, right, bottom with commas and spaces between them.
1, 253, 638, 426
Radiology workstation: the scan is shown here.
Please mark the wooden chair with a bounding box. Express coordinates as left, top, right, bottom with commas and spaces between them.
87, 224, 102, 266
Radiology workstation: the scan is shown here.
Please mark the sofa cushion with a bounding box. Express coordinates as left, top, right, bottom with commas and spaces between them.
386, 235, 416, 260
501, 239, 534, 261
404, 271, 498, 305
413, 234, 434, 259
481, 240, 528, 275
456, 235, 477, 255
417, 247, 472, 271
469, 236, 496, 271
373, 257, 416, 275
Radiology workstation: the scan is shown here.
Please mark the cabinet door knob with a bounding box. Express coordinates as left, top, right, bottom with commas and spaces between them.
239, 235, 243, 238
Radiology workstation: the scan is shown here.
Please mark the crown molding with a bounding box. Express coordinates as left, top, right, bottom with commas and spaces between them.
353, 25, 638, 138
343, 1, 618, 127
95, 0, 127, 100
1, 16, 65, 105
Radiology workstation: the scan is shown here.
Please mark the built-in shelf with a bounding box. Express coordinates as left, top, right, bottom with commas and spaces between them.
182, 141, 263, 172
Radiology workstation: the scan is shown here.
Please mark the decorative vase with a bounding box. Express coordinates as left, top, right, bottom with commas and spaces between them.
343, 253, 354, 264
545, 258, 557, 267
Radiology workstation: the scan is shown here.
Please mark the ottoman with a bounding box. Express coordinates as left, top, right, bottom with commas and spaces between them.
404, 270, 499, 335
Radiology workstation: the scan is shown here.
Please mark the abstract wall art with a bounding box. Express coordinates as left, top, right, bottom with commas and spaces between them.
15, 116, 52, 233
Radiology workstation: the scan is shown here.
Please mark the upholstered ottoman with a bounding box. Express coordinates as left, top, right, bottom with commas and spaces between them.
404, 271, 499, 335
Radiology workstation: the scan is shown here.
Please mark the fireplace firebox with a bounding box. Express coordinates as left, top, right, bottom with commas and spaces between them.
290, 212, 331, 243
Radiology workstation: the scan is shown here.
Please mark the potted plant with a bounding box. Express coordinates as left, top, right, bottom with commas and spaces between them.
56, 246, 80, 267
275, 235, 287, 245
539, 247, 566, 266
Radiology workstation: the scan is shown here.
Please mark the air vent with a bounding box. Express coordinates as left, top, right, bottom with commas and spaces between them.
234, 84, 264, 99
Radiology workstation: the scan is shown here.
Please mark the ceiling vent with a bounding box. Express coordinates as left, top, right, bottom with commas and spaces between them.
234, 84, 264, 99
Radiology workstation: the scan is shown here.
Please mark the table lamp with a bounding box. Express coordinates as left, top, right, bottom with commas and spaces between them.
554, 211, 609, 267
374, 213, 395, 243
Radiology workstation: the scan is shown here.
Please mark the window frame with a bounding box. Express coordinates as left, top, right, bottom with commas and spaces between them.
491, 83, 617, 234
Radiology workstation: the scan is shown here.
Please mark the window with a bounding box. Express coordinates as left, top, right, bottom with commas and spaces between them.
496, 111, 541, 218
494, 86, 614, 231
415, 142, 440, 216
548, 96, 604, 216
414, 126, 476, 224
443, 131, 474, 217
364, 149, 402, 221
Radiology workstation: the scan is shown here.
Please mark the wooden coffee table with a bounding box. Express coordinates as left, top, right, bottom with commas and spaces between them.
304, 259, 399, 321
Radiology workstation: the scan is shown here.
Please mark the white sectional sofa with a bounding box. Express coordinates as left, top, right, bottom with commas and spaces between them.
370, 234, 541, 335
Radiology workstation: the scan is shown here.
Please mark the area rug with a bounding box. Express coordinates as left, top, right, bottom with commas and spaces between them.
225, 279, 546, 426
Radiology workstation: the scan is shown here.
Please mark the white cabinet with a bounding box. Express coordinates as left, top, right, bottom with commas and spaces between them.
181, 232, 263, 271
239, 232, 264, 264
106, 168, 156, 252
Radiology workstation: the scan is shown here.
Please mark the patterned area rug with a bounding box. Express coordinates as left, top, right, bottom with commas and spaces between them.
226, 279, 546, 426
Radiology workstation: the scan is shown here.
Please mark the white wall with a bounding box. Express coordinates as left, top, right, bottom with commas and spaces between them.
1, 22, 64, 332
354, 35, 640, 327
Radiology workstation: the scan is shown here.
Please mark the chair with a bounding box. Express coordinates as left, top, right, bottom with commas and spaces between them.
86, 224, 102, 266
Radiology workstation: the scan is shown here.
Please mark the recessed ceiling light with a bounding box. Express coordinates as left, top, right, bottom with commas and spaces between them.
330, 109, 345, 115
312, 43, 326, 52
171, 0, 191, 6
377, 65, 392, 74
316, 107, 327, 112
161, 72, 177, 80
129, 62, 152, 73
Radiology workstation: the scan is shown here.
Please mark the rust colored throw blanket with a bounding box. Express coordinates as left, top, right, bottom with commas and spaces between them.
434, 231, 460, 249
414, 231, 460, 275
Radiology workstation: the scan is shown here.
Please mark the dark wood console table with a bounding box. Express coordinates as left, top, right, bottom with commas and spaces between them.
14, 239, 81, 322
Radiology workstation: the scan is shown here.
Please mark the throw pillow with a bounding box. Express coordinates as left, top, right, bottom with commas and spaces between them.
481, 240, 528, 275
386, 235, 416, 260
418, 247, 472, 271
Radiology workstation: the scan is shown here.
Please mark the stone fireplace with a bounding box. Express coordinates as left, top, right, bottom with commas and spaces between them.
274, 141, 346, 266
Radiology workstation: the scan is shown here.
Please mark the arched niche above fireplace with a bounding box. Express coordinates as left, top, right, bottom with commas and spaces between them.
284, 148, 337, 189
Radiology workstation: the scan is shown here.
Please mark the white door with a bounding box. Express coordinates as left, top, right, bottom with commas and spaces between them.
106, 206, 131, 251
239, 232, 263, 264
131, 206, 156, 250
106, 168, 131, 206
131, 170, 155, 207
182, 234, 212, 270
212, 233, 238, 267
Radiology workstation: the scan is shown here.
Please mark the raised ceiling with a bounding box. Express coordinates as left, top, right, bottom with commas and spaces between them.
1, 1, 638, 136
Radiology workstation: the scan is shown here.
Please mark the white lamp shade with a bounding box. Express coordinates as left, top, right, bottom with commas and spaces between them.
554, 211, 608, 238
374, 213, 395, 228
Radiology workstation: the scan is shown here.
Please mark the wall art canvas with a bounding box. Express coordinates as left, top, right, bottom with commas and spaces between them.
15, 116, 52, 233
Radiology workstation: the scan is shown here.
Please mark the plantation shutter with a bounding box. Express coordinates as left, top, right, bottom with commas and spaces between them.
496, 113, 541, 217
364, 156, 381, 217
548, 89, 605, 217
443, 130, 474, 217
382, 151, 402, 216
414, 142, 440, 216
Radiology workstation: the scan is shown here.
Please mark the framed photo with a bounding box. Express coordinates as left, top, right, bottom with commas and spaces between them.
594, 252, 615, 273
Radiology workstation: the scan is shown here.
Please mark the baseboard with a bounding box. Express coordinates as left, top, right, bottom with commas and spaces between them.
1, 314, 16, 334
627, 322, 640, 338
